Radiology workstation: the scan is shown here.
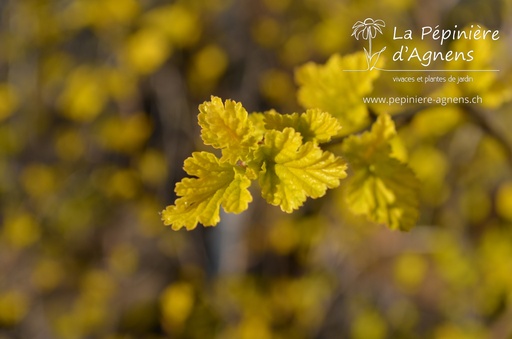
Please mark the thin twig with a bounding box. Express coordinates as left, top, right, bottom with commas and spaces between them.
323, 105, 427, 148
464, 103, 512, 168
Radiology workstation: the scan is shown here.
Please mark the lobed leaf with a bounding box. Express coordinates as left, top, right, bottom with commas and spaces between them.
161, 152, 252, 230
198, 96, 263, 163
342, 113, 396, 166
295, 52, 381, 135
345, 156, 419, 231
264, 108, 341, 143
342, 114, 419, 231
163, 97, 351, 230
258, 128, 347, 213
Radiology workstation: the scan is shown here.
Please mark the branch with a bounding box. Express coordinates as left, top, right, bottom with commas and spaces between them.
464, 104, 512, 168
324, 104, 512, 170
324, 105, 427, 148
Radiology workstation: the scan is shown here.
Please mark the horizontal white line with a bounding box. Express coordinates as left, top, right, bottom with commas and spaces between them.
343, 69, 500, 72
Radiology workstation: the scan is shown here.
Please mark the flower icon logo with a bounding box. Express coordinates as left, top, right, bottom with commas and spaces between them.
352, 18, 386, 70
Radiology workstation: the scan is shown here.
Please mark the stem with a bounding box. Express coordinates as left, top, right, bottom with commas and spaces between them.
323, 106, 426, 148
365, 34, 374, 70
368, 37, 372, 58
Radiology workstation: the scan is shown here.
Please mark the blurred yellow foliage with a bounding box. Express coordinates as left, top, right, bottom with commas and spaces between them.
82, 270, 117, 302
63, 0, 140, 30
0, 290, 29, 326
1, 0, 512, 337
479, 228, 512, 294
284, 277, 332, 329
108, 243, 139, 276
124, 28, 172, 75
434, 323, 488, 339
137, 197, 167, 237
103, 67, 137, 100
160, 282, 195, 330
55, 128, 85, 162
259, 69, 295, 106
58, 67, 108, 122
55, 270, 118, 336
441, 24, 512, 109
251, 17, 282, 48
237, 315, 272, 339
89, 0, 140, 28
2, 211, 40, 249
313, 19, 349, 56
41, 53, 73, 90
410, 106, 465, 139
97, 113, 152, 154
351, 309, 387, 339
31, 258, 65, 292
143, 4, 201, 47
281, 34, 311, 66
21, 163, 58, 199
409, 146, 449, 205
268, 219, 299, 254
459, 186, 492, 223
393, 253, 428, 292
188, 44, 228, 94
193, 44, 228, 81
138, 149, 168, 186
433, 232, 477, 289
495, 181, 512, 221
106, 169, 140, 200
387, 299, 418, 331
262, 0, 291, 13
0, 84, 19, 121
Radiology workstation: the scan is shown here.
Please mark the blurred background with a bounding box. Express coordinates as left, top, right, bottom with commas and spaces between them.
1, 0, 512, 338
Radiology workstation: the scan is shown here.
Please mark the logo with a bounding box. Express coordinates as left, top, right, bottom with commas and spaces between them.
351, 18, 386, 70
349, 18, 500, 73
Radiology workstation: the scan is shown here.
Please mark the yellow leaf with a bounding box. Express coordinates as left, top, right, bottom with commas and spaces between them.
295, 52, 381, 135
257, 128, 347, 212
264, 108, 341, 143
342, 114, 397, 165
198, 96, 263, 163
342, 114, 419, 231
161, 152, 252, 230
